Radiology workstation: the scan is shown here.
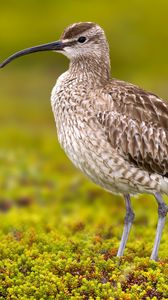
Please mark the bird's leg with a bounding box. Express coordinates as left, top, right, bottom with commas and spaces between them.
117, 194, 135, 257
150, 192, 168, 261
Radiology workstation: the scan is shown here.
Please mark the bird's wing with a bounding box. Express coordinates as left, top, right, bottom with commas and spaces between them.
95, 79, 168, 176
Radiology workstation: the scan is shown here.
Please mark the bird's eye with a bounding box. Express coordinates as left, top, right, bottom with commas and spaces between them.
78, 36, 86, 43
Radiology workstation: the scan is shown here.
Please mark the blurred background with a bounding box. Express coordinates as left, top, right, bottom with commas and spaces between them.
0, 0, 168, 216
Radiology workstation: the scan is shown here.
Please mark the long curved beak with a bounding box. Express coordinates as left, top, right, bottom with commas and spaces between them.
0, 40, 64, 68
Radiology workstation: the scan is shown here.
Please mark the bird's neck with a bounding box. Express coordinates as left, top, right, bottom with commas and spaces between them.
69, 54, 111, 85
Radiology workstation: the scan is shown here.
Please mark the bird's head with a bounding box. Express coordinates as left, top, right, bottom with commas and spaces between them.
59, 22, 109, 60
0, 22, 109, 68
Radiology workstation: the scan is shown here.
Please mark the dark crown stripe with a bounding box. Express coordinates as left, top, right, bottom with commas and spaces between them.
61, 22, 96, 39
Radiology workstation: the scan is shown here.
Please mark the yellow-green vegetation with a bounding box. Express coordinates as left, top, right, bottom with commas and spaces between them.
1, 1, 168, 299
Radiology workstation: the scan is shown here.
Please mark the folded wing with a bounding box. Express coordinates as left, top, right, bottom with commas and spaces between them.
96, 79, 168, 176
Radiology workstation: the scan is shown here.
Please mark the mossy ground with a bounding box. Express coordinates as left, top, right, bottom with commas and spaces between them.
0, 71, 168, 299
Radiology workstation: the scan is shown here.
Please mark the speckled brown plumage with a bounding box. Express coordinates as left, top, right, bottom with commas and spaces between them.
51, 45, 168, 195
97, 80, 168, 177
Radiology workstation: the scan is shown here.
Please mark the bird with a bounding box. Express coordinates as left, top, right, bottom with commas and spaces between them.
0, 22, 168, 261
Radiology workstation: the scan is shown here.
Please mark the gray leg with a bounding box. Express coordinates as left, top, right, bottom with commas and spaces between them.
150, 192, 168, 261
117, 194, 135, 257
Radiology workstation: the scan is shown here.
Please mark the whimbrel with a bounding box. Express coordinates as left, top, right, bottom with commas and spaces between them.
1, 22, 168, 261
